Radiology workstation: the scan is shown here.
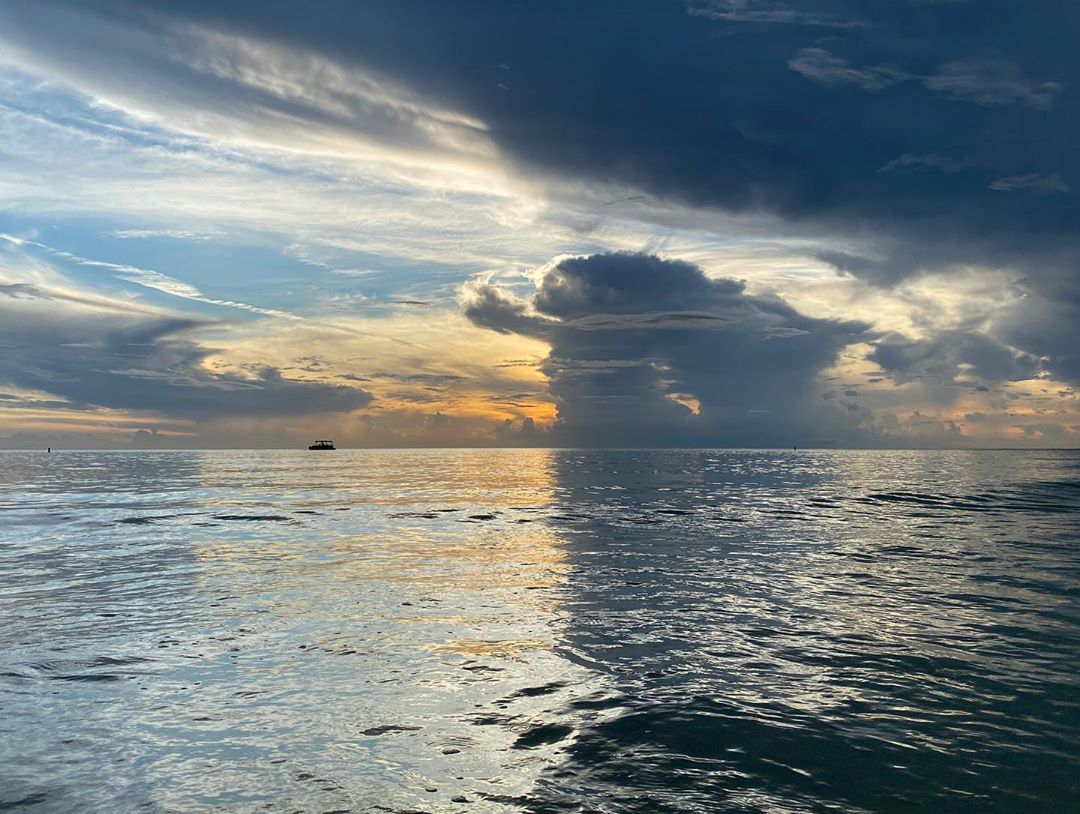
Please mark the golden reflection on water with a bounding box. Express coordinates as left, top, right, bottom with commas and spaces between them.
167, 449, 591, 809
191, 448, 569, 602
431, 638, 552, 657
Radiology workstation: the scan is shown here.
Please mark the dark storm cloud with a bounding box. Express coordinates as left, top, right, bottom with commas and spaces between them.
24, 0, 1074, 217
0, 294, 372, 419
465, 253, 869, 446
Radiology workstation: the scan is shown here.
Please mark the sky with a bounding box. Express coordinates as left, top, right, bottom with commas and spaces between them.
0, 0, 1077, 448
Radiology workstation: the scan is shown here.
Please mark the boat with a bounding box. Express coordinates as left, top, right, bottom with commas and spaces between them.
308, 440, 336, 451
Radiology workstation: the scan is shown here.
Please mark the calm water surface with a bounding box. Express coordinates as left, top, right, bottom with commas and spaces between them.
1, 449, 1078, 812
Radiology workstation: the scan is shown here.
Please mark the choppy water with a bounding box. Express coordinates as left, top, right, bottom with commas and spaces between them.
1, 449, 1079, 813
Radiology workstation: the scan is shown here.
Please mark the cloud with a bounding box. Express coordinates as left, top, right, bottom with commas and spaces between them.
923, 60, 1061, 110
4, 2, 1075, 288
460, 281, 554, 337
1, 233, 297, 319
989, 173, 1070, 195
0, 1, 493, 168
1, 0, 1079, 446
494, 415, 544, 444
687, 1, 863, 28
111, 229, 223, 241
0, 281, 161, 315
869, 330, 1040, 386
992, 290, 1080, 384
789, 48, 907, 91
2, 1, 1074, 272
0, 288, 372, 420
790, 51, 1060, 111
464, 253, 869, 446
878, 153, 975, 174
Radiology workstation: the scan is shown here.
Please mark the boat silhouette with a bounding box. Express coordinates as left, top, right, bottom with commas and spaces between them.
308, 440, 335, 451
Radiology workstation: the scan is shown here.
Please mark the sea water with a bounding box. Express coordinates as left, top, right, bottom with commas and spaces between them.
1, 449, 1078, 812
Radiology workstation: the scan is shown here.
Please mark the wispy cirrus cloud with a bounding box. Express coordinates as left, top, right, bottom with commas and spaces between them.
989, 173, 1070, 195
923, 60, 1061, 110
111, 228, 223, 241
788, 48, 908, 91
687, 0, 863, 28
790, 49, 1061, 112
878, 153, 975, 174
0, 2, 495, 171
1, 233, 296, 319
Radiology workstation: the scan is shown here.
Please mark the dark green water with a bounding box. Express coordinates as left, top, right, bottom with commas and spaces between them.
1, 449, 1078, 812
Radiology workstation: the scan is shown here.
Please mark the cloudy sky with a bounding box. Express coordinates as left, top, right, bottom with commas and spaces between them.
0, 0, 1077, 448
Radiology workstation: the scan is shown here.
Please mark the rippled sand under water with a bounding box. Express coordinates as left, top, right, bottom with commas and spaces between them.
1, 449, 1078, 812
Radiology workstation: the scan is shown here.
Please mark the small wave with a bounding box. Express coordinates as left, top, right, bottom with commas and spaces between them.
513, 722, 573, 749
501, 681, 568, 700
211, 514, 292, 522
115, 515, 174, 525
360, 724, 422, 736
854, 479, 1080, 516
525, 695, 1075, 812
0, 792, 49, 811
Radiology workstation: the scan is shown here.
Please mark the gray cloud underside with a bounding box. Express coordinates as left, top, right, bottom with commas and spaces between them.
871, 331, 1040, 385
0, 288, 372, 419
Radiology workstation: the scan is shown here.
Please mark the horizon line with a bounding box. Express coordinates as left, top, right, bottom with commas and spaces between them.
2, 446, 1078, 453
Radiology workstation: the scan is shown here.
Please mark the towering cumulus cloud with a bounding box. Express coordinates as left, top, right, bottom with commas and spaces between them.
465, 253, 868, 446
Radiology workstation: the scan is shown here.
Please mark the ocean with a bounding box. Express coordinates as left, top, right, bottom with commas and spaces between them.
1, 449, 1078, 812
